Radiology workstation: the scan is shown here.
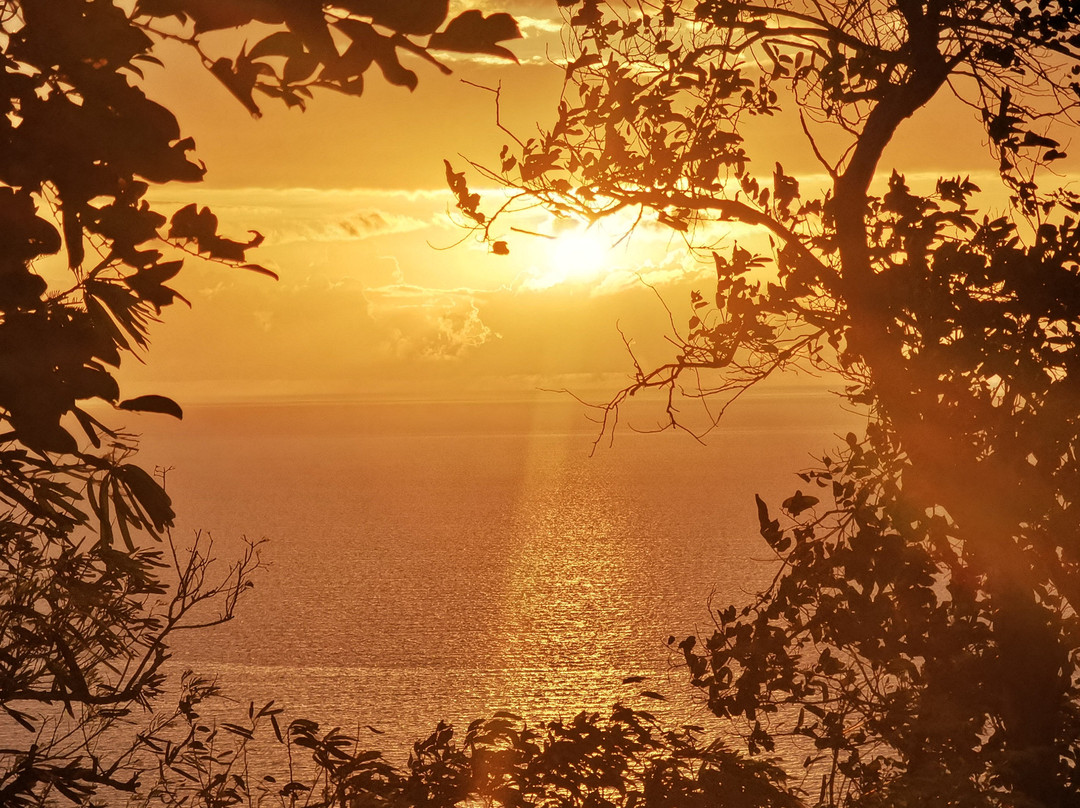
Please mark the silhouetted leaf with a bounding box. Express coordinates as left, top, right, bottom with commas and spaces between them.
445, 160, 485, 224
209, 57, 264, 118
118, 395, 183, 420
781, 490, 819, 516
240, 262, 279, 280
428, 11, 521, 61
222, 722, 255, 740
248, 31, 303, 61
754, 494, 782, 544
345, 0, 450, 35
116, 464, 174, 532
169, 204, 217, 241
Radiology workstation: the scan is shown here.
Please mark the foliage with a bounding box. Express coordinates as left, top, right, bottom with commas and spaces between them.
139, 697, 801, 808
0, 531, 261, 806
0, 0, 521, 804
455, 0, 1080, 805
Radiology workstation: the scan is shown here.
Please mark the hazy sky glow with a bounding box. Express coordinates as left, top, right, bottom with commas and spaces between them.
116, 0, 1043, 405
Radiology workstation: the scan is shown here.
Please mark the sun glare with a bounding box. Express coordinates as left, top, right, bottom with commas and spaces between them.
530, 226, 614, 289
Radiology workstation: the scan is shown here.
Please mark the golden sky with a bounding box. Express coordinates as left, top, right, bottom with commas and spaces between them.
116, 0, 1039, 405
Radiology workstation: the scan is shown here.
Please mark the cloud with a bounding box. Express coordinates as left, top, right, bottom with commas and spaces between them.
148, 185, 453, 225
515, 14, 563, 34
271, 209, 429, 245
380, 255, 406, 284
364, 284, 498, 360
505, 212, 762, 296
589, 261, 710, 298
146, 186, 447, 269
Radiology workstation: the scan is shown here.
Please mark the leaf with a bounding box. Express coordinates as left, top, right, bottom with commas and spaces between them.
10, 410, 78, 455
772, 162, 800, 212
117, 463, 174, 532
62, 203, 84, 268
283, 50, 320, 85
781, 489, 819, 517
118, 394, 183, 420
209, 57, 263, 118
4, 704, 37, 732
445, 160, 484, 224
248, 31, 303, 61
492, 240, 509, 255
68, 365, 121, 402
86, 279, 152, 349
366, 37, 418, 90
125, 260, 189, 312
241, 263, 279, 280
169, 203, 218, 242
1021, 131, 1059, 149
566, 51, 602, 77
755, 494, 783, 544
72, 407, 104, 448
428, 11, 521, 62
640, 690, 666, 700
346, 0, 449, 35
280, 782, 311, 798
222, 722, 255, 740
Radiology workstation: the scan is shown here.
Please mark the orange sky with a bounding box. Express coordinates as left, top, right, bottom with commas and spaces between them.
115, 0, 1046, 406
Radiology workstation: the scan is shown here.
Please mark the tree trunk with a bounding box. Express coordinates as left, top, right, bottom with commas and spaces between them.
831, 47, 1072, 805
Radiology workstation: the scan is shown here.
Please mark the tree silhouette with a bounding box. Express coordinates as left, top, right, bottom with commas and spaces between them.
138, 703, 802, 808
455, 0, 1080, 804
0, 1, 521, 804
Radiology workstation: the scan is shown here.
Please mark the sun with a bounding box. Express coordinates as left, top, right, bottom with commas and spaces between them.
527, 225, 614, 289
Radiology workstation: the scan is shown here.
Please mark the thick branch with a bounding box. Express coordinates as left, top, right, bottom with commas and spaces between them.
619, 189, 837, 285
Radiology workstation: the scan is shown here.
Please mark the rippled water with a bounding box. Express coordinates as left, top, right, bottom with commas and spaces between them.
134, 390, 859, 755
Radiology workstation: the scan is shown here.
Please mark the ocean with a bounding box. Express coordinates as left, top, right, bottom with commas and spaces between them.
134, 389, 861, 756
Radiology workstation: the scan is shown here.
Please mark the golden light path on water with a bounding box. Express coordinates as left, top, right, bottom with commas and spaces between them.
490, 402, 643, 715
124, 392, 861, 778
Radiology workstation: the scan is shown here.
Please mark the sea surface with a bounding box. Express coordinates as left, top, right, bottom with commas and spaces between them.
134, 389, 861, 757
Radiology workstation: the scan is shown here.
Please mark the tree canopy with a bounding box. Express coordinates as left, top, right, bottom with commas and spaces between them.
0, 1, 522, 804
453, 0, 1080, 804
